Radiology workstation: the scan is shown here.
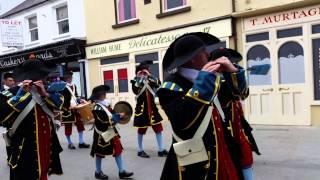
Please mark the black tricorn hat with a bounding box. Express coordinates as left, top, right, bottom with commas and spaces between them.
63, 71, 73, 78
14, 59, 57, 82
136, 60, 153, 74
210, 47, 243, 63
163, 32, 220, 72
89, 85, 110, 101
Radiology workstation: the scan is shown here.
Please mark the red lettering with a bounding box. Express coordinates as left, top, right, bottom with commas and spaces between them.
283, 13, 290, 21
308, 8, 317, 16
250, 18, 258, 26
274, 15, 281, 22
299, 10, 308, 18
292, 11, 299, 19
262, 17, 273, 24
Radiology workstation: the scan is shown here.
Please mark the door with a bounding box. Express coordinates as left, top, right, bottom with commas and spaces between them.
101, 64, 133, 107
245, 40, 310, 125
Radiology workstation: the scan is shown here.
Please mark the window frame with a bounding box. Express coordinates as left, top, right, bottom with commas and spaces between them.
55, 5, 69, 35
162, 0, 187, 12
114, 0, 138, 24
28, 16, 39, 42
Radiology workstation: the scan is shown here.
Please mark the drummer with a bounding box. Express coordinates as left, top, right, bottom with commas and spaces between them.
90, 85, 134, 180
61, 71, 90, 149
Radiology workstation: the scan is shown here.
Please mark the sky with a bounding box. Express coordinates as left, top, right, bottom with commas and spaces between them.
0, 0, 25, 16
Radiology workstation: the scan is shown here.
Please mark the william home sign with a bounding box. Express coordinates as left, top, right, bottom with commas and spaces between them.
0, 38, 86, 70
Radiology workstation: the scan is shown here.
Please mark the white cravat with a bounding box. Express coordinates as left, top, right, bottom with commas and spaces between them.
178, 67, 200, 83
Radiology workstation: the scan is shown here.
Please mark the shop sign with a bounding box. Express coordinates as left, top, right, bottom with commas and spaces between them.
86, 19, 232, 59
0, 42, 82, 69
0, 19, 24, 47
245, 5, 320, 31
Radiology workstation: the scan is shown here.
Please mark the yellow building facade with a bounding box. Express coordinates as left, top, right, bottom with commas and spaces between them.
235, 0, 320, 125
84, 0, 235, 107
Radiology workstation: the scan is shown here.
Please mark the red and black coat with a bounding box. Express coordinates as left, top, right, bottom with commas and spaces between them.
0, 87, 64, 180
131, 75, 163, 128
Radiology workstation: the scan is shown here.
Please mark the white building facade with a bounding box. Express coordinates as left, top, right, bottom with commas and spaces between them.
0, 0, 89, 97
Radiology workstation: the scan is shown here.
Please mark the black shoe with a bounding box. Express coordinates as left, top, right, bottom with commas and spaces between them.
95, 171, 109, 180
137, 151, 150, 158
68, 143, 76, 150
119, 170, 134, 179
158, 150, 168, 157
79, 143, 90, 148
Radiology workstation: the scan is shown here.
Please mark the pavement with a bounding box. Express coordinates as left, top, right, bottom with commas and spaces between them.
0, 122, 320, 180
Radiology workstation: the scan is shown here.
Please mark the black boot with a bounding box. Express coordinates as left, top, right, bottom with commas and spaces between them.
137, 151, 150, 158
119, 170, 134, 179
79, 143, 90, 148
95, 171, 109, 180
68, 143, 76, 150
158, 150, 168, 157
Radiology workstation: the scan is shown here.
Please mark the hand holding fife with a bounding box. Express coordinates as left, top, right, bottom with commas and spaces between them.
33, 80, 49, 97
202, 61, 221, 73
210, 56, 238, 73
22, 80, 33, 92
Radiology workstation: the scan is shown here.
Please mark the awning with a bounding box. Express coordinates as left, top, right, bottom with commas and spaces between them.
0, 38, 86, 71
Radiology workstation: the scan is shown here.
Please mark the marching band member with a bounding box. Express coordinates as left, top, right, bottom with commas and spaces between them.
90, 85, 133, 180
131, 61, 168, 158
61, 71, 90, 149
0, 59, 64, 180
157, 33, 248, 180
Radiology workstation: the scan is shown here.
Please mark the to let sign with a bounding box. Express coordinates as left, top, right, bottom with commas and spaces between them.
0, 19, 24, 47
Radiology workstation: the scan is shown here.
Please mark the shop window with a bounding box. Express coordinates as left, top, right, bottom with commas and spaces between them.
135, 52, 160, 78
312, 39, 320, 100
277, 27, 302, 39
101, 55, 129, 65
312, 24, 320, 34
163, 0, 187, 11
116, 0, 136, 23
104, 70, 114, 93
278, 41, 305, 84
246, 32, 269, 43
118, 68, 129, 92
28, 16, 38, 42
56, 5, 69, 34
247, 45, 272, 86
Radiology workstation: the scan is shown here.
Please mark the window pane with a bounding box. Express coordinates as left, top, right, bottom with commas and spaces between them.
28, 16, 37, 29
166, 0, 185, 9
312, 24, 320, 34
247, 45, 272, 86
135, 52, 158, 63
278, 41, 305, 84
56, 6, 68, 20
104, 71, 114, 93
30, 29, 38, 41
246, 32, 269, 43
312, 39, 320, 100
118, 0, 136, 22
277, 27, 302, 39
58, 20, 69, 34
117, 68, 128, 93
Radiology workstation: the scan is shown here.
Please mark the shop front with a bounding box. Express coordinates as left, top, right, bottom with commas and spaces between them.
0, 38, 88, 97
86, 18, 233, 107
241, 4, 320, 125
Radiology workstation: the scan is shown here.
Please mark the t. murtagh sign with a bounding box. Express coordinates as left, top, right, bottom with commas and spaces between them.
245, 5, 320, 31
86, 19, 232, 59
0, 19, 24, 47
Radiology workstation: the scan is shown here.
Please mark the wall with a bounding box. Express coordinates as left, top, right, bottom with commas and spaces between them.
84, 0, 233, 44
0, 0, 86, 55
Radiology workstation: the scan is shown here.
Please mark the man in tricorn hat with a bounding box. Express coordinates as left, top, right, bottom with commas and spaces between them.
210, 47, 260, 180
157, 32, 248, 180
90, 85, 134, 179
131, 61, 168, 158
61, 71, 90, 149
0, 59, 64, 180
